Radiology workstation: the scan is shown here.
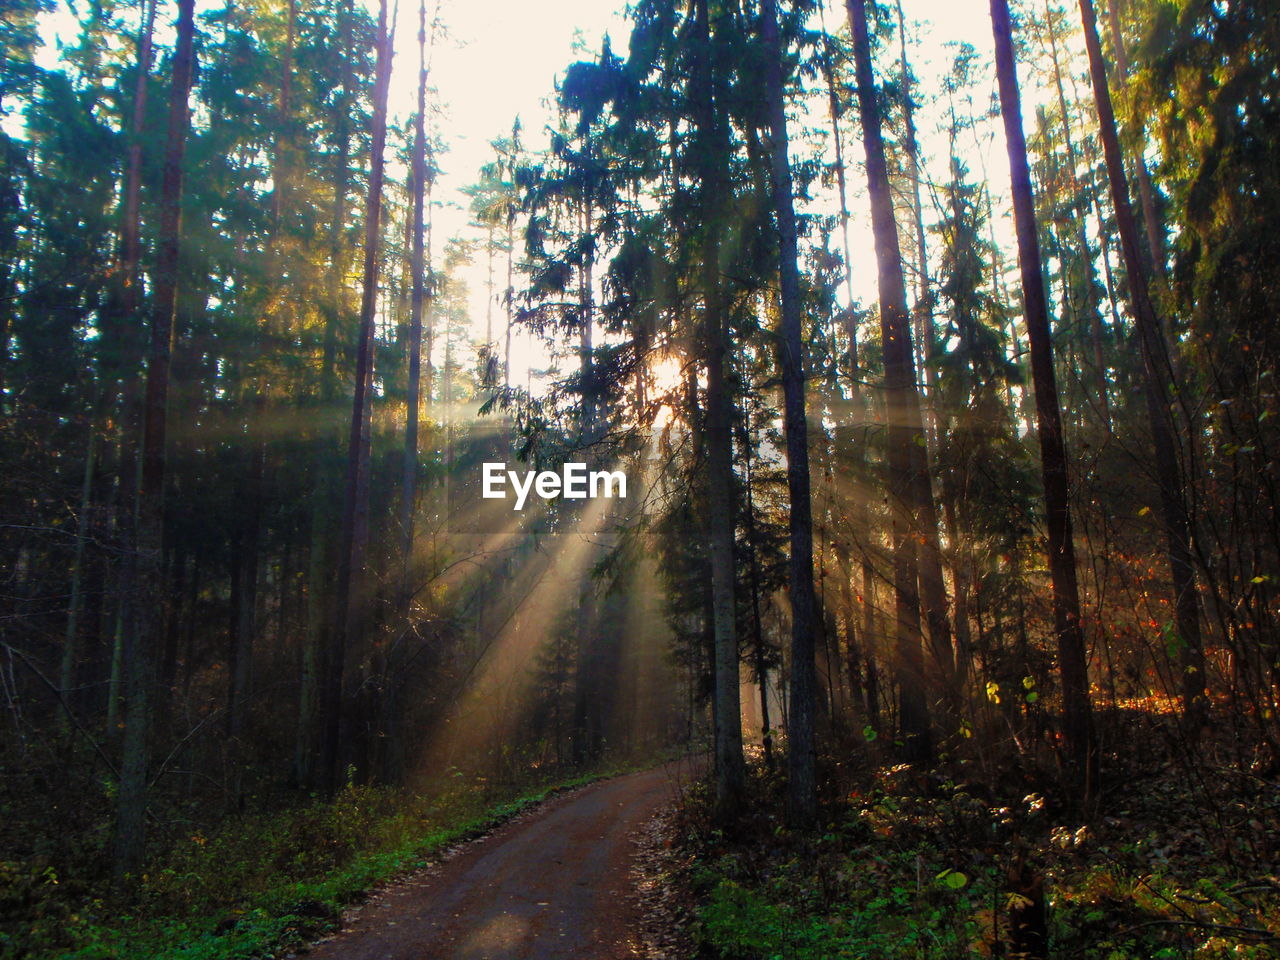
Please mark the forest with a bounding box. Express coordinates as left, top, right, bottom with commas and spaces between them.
0, 0, 1277, 956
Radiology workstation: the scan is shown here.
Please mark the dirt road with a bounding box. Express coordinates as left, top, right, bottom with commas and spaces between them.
302, 762, 695, 960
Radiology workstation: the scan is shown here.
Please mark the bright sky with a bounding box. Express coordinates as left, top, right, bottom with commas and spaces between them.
403, 0, 1031, 387
390, 0, 633, 388
406, 0, 1023, 389
34, 0, 1055, 389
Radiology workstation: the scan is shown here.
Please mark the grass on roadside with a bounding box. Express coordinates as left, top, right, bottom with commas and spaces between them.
5, 764, 632, 960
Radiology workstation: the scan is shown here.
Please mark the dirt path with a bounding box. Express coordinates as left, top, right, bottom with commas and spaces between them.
301, 761, 697, 960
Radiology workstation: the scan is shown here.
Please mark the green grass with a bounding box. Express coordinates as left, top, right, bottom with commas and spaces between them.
5, 766, 631, 960
683, 758, 1280, 960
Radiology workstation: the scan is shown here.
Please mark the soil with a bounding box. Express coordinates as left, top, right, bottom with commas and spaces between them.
299, 761, 699, 960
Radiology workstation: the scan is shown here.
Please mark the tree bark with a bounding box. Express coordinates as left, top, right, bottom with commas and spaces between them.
298, 0, 354, 791
1076, 0, 1204, 727
989, 0, 1095, 787
894, 0, 939, 439
327, 0, 394, 792
761, 0, 819, 828
98, 0, 158, 740
816, 15, 883, 740
571, 177, 600, 765
894, 17, 957, 698
740, 402, 774, 767
60, 419, 98, 727
400, 0, 431, 612
119, 0, 157, 325
694, 0, 745, 818
846, 0, 938, 760
227, 438, 262, 742
1101, 0, 1166, 281
1042, 1, 1111, 428
113, 0, 196, 877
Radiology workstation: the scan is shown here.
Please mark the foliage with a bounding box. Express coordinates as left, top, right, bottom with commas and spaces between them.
685, 727, 1280, 960
0, 767, 622, 960
2, 0, 1280, 951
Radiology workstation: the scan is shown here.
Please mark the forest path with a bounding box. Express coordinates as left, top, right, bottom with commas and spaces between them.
300, 760, 697, 960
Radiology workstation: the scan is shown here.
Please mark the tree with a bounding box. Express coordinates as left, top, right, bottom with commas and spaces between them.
327, 0, 394, 792
400, 0, 435, 613
692, 0, 747, 817
1074, 0, 1205, 728
760, 0, 819, 828
845, 0, 939, 760
989, 0, 1095, 788
114, 0, 197, 877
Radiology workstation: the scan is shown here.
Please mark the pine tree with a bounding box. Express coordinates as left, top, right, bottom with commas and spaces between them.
114, 0, 198, 876
989, 0, 1095, 789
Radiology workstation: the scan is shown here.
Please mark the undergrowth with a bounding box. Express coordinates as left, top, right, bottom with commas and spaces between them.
681, 714, 1280, 960
1, 763, 632, 960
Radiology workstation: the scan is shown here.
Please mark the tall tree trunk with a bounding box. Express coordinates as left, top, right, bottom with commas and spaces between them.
271, 0, 297, 228
60, 420, 98, 727
227, 437, 262, 742
893, 0, 939, 439
483, 223, 495, 357
424, 172, 436, 411
99, 0, 158, 736
503, 214, 514, 391
740, 402, 774, 767
1042, 2, 1112, 428
298, 0, 353, 791
893, 23, 958, 696
816, 13, 855, 322
861, 0, 955, 702
817, 14, 882, 734
229, 0, 295, 750
400, 0, 431, 611
990, 0, 1095, 787
120, 0, 157, 320
327, 0, 394, 792
113, 0, 196, 877
571, 188, 600, 765
159, 547, 184, 702
846, 0, 939, 760
502, 124, 519, 391
1101, 0, 1166, 281
694, 0, 745, 818
1076, 0, 1204, 727
762, 0, 819, 828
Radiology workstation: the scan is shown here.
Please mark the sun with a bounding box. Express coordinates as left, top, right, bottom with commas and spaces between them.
649, 355, 686, 396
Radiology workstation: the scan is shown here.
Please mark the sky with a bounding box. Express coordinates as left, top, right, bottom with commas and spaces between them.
33, 0, 1054, 390
398, 0, 633, 387
395, 0, 1025, 388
